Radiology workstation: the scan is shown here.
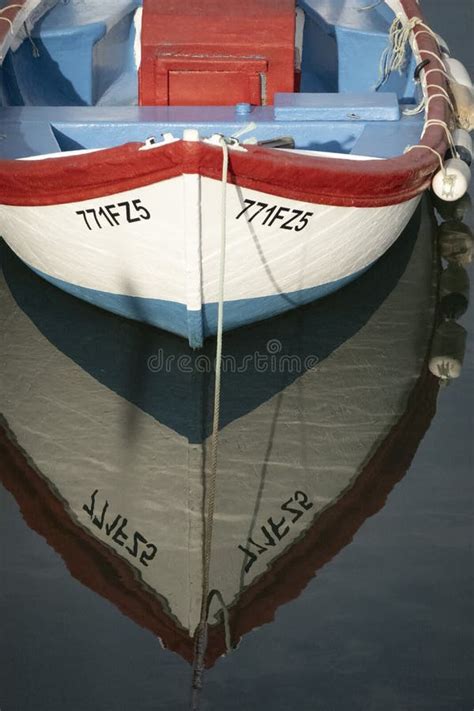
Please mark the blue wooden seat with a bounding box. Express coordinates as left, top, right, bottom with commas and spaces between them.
274, 92, 400, 122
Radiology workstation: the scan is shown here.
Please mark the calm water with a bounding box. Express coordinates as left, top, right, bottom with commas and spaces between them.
1, 3, 473, 710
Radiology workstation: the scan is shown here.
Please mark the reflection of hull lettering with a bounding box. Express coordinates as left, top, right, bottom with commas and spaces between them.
83, 490, 157, 567
239, 491, 314, 574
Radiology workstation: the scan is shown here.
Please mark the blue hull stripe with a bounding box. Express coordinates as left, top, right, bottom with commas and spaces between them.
27, 264, 373, 347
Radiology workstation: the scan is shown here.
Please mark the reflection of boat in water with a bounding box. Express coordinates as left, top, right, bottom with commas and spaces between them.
0, 200, 442, 666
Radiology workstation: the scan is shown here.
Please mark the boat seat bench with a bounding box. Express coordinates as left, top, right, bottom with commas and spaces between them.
274, 92, 401, 121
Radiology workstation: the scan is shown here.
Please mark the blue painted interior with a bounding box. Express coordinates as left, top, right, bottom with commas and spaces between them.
0, 119, 61, 157
1, 1, 140, 107
298, 0, 395, 33
336, 25, 417, 101
0, 104, 424, 159
274, 92, 400, 121
299, 0, 417, 100
4, 23, 106, 106
0, 0, 423, 160
50, 108, 367, 154
92, 10, 139, 105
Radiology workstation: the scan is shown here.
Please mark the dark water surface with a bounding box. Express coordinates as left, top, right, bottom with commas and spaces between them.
1, 3, 473, 710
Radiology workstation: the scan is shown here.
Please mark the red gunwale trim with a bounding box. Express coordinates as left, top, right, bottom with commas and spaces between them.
0, 0, 450, 209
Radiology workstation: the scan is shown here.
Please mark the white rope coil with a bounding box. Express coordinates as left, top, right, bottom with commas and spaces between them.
403, 86, 455, 116
413, 24, 448, 50
405, 115, 461, 182
425, 84, 453, 101
421, 118, 458, 156
376, 15, 421, 88
418, 49, 448, 68
424, 67, 452, 82
425, 92, 456, 114
403, 97, 426, 116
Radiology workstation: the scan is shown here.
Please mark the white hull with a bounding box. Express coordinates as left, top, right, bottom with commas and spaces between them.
0, 175, 421, 346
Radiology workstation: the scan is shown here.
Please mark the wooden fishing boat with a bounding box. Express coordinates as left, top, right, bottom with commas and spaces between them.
0, 200, 442, 665
0, 0, 471, 347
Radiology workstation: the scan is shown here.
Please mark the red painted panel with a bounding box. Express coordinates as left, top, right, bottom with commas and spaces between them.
168, 71, 262, 107
150, 55, 268, 106
139, 0, 295, 106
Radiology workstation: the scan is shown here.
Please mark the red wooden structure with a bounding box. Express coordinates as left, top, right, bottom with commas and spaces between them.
139, 0, 296, 106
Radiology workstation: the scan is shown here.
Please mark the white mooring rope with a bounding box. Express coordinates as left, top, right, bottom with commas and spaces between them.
191, 137, 231, 710
404, 143, 446, 172
421, 118, 459, 155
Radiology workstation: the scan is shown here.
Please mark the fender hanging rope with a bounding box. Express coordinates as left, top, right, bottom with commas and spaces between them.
421, 118, 458, 153
405, 116, 460, 174
404, 143, 446, 173
418, 49, 448, 67
423, 67, 451, 82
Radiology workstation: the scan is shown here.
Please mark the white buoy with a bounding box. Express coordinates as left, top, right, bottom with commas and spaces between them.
432, 158, 471, 202
438, 220, 473, 265
445, 57, 473, 89
450, 128, 473, 165
429, 321, 467, 381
